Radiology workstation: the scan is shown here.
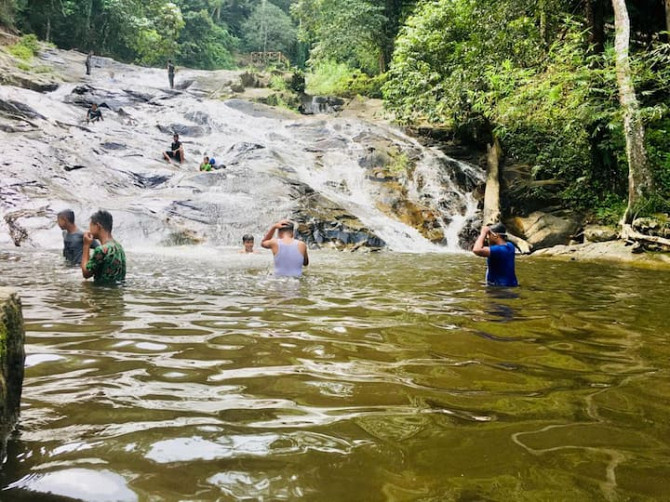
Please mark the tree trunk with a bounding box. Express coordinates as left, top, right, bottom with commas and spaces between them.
539, 0, 548, 47
586, 0, 605, 53
665, 0, 670, 35
484, 137, 502, 226
611, 0, 654, 224
483, 137, 532, 253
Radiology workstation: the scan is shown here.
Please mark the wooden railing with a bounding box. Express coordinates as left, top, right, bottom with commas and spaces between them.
250, 51, 289, 68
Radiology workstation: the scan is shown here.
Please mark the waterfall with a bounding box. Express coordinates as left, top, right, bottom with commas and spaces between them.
0, 54, 484, 252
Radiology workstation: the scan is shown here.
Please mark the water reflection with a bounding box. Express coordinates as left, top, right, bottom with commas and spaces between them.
1, 249, 669, 500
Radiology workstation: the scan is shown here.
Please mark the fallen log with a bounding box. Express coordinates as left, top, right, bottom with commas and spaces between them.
620, 224, 670, 249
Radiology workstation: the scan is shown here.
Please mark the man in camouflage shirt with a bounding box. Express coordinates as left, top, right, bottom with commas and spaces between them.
81, 209, 126, 285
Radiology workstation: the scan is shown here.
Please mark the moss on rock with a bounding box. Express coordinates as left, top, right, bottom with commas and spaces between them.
0, 288, 25, 463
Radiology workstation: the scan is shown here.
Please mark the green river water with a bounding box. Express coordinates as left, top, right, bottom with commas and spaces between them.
0, 248, 669, 501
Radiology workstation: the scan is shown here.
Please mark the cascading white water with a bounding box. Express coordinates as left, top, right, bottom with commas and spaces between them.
0, 52, 484, 252
409, 149, 485, 251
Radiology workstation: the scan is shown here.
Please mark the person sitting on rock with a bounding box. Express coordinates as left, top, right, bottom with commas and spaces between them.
200, 156, 212, 172
472, 222, 518, 287
81, 209, 126, 285
261, 220, 309, 277
87, 103, 103, 123
163, 133, 185, 164
57, 209, 99, 266
239, 234, 256, 254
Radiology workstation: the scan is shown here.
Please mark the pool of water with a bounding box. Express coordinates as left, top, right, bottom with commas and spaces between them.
1, 248, 669, 501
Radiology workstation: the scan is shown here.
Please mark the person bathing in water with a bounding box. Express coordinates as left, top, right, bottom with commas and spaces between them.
239, 234, 257, 254
163, 133, 185, 164
472, 222, 518, 287
81, 210, 127, 285
57, 209, 99, 266
261, 220, 308, 277
87, 103, 103, 123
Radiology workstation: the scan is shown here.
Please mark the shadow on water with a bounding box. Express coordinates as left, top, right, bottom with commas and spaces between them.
1, 249, 670, 500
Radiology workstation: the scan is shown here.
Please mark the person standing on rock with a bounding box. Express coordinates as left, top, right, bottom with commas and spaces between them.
57, 209, 99, 266
163, 133, 185, 164
261, 220, 309, 277
167, 59, 175, 89
85, 51, 93, 76
472, 222, 518, 287
81, 210, 126, 285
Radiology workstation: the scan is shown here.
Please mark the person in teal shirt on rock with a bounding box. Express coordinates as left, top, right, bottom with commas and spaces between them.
81, 210, 126, 285
472, 222, 518, 287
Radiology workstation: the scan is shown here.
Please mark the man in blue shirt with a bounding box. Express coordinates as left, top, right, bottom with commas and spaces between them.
472, 222, 519, 287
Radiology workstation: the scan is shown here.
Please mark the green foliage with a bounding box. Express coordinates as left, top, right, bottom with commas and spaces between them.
8, 34, 40, 61
293, 0, 386, 74
306, 60, 355, 95
594, 196, 627, 225
346, 72, 387, 99
269, 74, 287, 91
0, 0, 17, 26
306, 60, 386, 97
14, 0, 237, 69
384, 0, 670, 219
290, 70, 305, 93
178, 8, 236, 69
388, 151, 410, 176
129, 2, 184, 65
241, 1, 296, 56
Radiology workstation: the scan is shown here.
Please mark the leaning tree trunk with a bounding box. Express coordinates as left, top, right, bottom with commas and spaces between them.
483, 137, 502, 226
611, 0, 654, 225
665, 0, 670, 36
483, 137, 532, 253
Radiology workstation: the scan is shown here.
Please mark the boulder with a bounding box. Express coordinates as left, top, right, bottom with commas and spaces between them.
0, 288, 26, 463
583, 225, 618, 243
633, 217, 670, 238
507, 211, 581, 250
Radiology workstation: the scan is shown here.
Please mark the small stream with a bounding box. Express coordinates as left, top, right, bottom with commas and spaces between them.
1, 249, 669, 501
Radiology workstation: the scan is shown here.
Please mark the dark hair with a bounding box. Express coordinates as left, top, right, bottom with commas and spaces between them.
278, 222, 294, 235
490, 222, 507, 236
242, 234, 254, 242
90, 210, 113, 233
57, 209, 75, 224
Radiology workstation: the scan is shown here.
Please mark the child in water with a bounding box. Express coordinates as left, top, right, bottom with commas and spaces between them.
239, 234, 256, 253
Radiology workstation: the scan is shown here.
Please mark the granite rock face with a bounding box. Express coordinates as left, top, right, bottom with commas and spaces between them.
0, 288, 26, 465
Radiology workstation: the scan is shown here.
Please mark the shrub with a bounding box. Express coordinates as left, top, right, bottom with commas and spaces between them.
9, 34, 40, 61
306, 61, 354, 96
269, 74, 287, 91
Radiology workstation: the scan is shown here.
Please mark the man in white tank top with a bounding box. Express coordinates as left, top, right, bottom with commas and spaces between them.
261, 220, 309, 277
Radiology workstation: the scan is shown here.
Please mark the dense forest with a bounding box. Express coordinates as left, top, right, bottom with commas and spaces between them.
0, 0, 669, 224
